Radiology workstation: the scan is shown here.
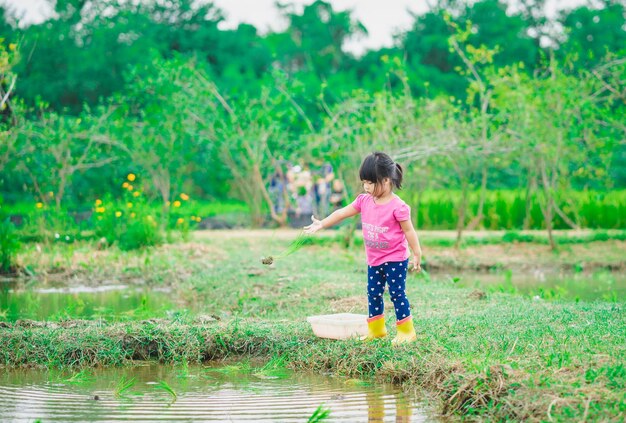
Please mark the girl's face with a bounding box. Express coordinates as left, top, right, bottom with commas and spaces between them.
362, 178, 391, 197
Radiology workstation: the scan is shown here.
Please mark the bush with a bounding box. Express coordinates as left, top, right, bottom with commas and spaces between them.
118, 215, 162, 251
93, 175, 162, 250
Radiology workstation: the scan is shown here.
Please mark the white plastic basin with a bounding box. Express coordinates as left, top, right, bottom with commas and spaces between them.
306, 313, 369, 340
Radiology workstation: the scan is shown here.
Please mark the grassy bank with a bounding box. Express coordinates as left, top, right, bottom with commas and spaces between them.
2, 230, 626, 421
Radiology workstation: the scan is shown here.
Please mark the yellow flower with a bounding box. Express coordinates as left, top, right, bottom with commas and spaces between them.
122, 182, 129, 188
173, 200, 181, 208
95, 199, 102, 206
127, 202, 133, 208
196, 217, 202, 222
48, 191, 54, 198
133, 191, 140, 197
127, 184, 133, 191
36, 202, 43, 209
127, 173, 136, 182
9, 43, 16, 51
130, 212, 136, 218
115, 211, 122, 218
180, 193, 189, 201
177, 218, 184, 225
96, 207, 105, 213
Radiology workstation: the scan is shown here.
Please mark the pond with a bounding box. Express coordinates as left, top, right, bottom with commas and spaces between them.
0, 363, 430, 422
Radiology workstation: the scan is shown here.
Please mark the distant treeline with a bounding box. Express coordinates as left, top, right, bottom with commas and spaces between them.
1, 0, 625, 116
0, 1, 625, 242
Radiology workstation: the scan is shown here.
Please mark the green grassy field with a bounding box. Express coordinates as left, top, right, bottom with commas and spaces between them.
1, 230, 625, 421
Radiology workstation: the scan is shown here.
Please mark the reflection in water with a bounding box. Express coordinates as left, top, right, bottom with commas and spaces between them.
367, 390, 414, 422
0, 284, 178, 321
0, 363, 434, 422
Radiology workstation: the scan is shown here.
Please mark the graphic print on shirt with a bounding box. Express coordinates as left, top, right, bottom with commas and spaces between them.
362, 222, 389, 249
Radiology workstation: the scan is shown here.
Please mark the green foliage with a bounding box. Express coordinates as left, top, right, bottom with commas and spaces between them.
113, 375, 136, 398
1, 0, 625, 237
307, 404, 331, 423
155, 380, 177, 400
408, 189, 626, 230
93, 176, 162, 250
0, 217, 20, 273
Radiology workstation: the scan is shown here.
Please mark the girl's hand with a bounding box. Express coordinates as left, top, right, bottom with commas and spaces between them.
410, 255, 422, 272
303, 215, 323, 234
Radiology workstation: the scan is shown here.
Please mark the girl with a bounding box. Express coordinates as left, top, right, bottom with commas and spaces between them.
304, 152, 422, 344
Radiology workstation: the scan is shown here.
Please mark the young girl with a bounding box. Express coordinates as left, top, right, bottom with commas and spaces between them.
304, 152, 422, 344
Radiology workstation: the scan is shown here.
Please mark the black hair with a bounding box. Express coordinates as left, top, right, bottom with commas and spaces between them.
359, 152, 403, 190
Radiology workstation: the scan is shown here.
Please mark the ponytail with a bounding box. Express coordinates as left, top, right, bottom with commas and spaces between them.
393, 162, 403, 189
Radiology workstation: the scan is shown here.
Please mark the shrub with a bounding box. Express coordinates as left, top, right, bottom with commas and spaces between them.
93, 174, 162, 250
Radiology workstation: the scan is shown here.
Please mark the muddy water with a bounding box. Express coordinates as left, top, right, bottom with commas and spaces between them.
0, 363, 432, 422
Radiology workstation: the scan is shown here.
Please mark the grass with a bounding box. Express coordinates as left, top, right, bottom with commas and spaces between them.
307, 405, 331, 422
1, 230, 625, 421
407, 189, 626, 230
155, 380, 177, 400
113, 375, 136, 398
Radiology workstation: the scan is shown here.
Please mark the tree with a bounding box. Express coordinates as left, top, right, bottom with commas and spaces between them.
0, 33, 18, 126
273, 0, 366, 77
111, 57, 215, 228
492, 59, 611, 248
558, 1, 626, 70
15, 108, 117, 210
401, 5, 466, 98
447, 14, 506, 236
202, 71, 307, 227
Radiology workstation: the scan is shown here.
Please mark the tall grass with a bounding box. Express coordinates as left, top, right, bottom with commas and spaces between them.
113, 375, 136, 398
407, 189, 626, 230
307, 405, 331, 422
155, 380, 177, 400
262, 231, 311, 264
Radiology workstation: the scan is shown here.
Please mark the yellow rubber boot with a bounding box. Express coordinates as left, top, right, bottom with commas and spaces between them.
361, 315, 387, 340
392, 317, 417, 345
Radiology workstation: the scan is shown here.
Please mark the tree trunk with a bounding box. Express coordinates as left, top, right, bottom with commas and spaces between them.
455, 181, 469, 248
539, 158, 557, 251
552, 200, 580, 230
523, 170, 536, 230
466, 166, 488, 230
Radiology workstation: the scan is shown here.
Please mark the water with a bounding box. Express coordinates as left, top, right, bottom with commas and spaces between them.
0, 363, 432, 422
0, 282, 179, 321
444, 271, 626, 301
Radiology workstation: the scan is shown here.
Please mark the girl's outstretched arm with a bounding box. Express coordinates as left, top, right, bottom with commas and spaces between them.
303, 205, 359, 234
400, 219, 422, 272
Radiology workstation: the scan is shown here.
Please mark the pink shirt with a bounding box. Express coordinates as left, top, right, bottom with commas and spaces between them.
351, 193, 411, 266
